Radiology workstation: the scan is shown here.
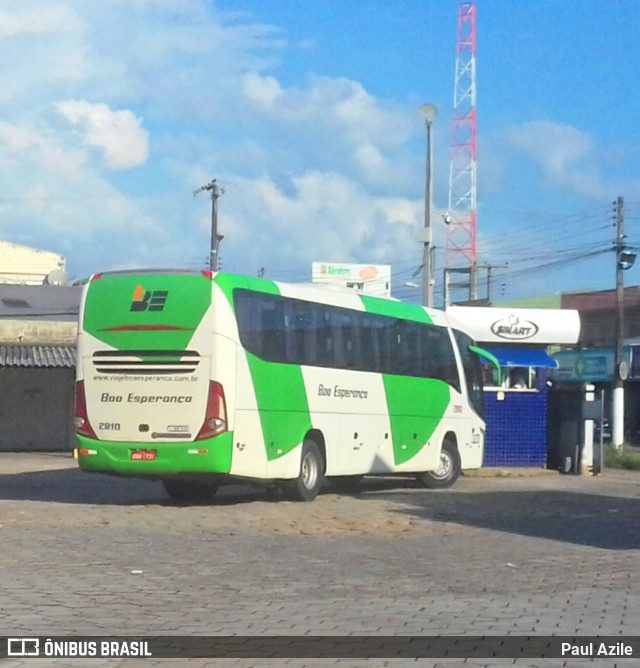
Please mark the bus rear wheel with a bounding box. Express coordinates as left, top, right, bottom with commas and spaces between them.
162, 477, 218, 502
283, 439, 324, 502
418, 438, 461, 489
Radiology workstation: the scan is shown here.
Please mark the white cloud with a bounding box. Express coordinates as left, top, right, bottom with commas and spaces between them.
238, 73, 419, 193
505, 120, 608, 199
56, 100, 149, 170
243, 73, 282, 110
355, 143, 385, 177
0, 120, 85, 176
0, 5, 81, 37
216, 172, 423, 281
378, 199, 420, 227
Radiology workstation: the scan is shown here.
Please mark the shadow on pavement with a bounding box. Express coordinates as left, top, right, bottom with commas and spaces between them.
2, 458, 640, 549
0, 466, 266, 507
363, 484, 640, 551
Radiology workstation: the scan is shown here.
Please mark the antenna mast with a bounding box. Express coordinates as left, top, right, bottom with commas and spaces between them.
446, 2, 477, 303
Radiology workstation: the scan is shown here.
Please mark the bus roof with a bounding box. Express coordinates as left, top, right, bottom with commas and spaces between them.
90, 268, 208, 279
85, 269, 461, 329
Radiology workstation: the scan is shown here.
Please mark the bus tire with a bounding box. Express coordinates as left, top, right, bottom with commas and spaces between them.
162, 477, 218, 501
283, 439, 324, 502
418, 438, 461, 489
330, 475, 363, 493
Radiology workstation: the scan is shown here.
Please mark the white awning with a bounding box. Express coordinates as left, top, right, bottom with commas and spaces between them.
447, 306, 581, 345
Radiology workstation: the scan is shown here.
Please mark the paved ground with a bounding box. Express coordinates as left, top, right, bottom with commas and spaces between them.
1, 453, 640, 668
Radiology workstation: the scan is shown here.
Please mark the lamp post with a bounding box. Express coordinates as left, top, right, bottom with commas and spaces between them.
419, 103, 437, 307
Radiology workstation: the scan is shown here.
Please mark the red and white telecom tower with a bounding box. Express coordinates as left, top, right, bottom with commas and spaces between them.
445, 1, 477, 304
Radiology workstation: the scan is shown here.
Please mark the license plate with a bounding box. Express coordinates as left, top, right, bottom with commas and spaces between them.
131, 450, 157, 461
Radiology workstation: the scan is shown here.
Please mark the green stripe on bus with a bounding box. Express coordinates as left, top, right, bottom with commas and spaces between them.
76, 432, 233, 474
360, 295, 432, 323
214, 273, 280, 304
245, 353, 311, 461
216, 274, 311, 461
383, 375, 450, 465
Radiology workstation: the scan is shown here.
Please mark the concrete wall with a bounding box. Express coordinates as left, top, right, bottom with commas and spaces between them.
0, 367, 75, 451
0, 320, 77, 345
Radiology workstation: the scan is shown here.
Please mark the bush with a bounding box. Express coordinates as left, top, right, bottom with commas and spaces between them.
604, 445, 640, 470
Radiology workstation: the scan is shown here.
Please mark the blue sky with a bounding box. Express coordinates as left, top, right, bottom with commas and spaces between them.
0, 0, 638, 305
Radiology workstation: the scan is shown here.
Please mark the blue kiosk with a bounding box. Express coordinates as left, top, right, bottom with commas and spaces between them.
447, 306, 581, 468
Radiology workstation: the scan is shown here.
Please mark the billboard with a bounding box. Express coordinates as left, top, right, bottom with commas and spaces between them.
312, 262, 391, 298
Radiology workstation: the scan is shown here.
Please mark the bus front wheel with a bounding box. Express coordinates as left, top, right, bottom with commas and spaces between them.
418, 439, 461, 489
162, 477, 218, 502
283, 440, 324, 502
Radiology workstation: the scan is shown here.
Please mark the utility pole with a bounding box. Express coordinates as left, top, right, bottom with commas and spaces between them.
613, 195, 627, 448
485, 262, 508, 304
443, 267, 470, 307
194, 179, 224, 271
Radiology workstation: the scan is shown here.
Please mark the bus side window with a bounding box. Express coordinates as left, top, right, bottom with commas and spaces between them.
316, 307, 335, 368
360, 312, 382, 373
295, 302, 317, 366
284, 300, 313, 365
260, 299, 285, 362
347, 311, 364, 370
393, 320, 412, 376
406, 321, 423, 377
333, 310, 358, 369
235, 290, 286, 363
374, 317, 393, 374
235, 290, 255, 353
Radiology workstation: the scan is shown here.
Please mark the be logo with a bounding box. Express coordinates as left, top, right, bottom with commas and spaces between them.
130, 285, 168, 312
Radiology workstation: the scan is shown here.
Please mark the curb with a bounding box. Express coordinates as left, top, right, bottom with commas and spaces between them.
463, 467, 558, 478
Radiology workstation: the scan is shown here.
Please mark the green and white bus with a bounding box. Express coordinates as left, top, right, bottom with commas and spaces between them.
75, 269, 499, 501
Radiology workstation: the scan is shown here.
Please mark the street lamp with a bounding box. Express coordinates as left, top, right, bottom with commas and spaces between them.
419, 103, 437, 307
194, 179, 225, 271
619, 251, 636, 271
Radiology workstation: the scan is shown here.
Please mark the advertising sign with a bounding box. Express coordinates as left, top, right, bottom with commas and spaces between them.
551, 350, 615, 383
312, 262, 391, 298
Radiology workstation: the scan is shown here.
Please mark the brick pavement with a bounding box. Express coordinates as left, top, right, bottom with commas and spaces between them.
1, 453, 639, 668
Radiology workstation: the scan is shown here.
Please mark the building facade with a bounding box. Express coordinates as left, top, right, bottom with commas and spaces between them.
0, 241, 66, 285
0, 284, 81, 452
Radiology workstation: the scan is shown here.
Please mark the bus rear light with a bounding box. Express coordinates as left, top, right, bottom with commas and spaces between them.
75, 380, 97, 439
196, 382, 227, 440
201, 270, 214, 279
79, 448, 97, 456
